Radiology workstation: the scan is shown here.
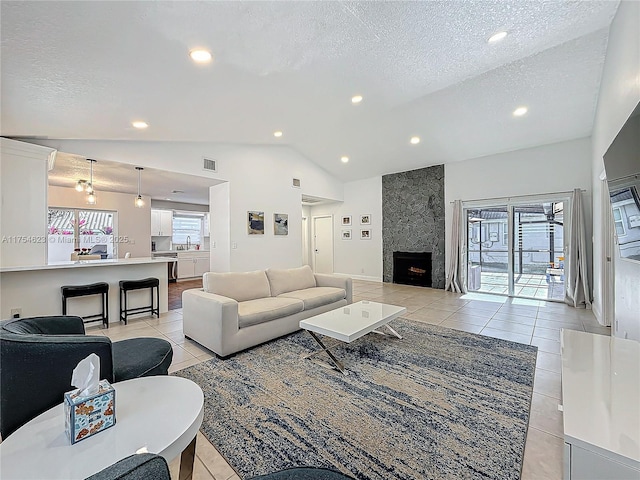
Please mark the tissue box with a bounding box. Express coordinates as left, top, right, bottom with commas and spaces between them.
64, 379, 116, 444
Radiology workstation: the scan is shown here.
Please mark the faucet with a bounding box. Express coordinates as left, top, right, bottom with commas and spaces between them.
186, 236, 191, 250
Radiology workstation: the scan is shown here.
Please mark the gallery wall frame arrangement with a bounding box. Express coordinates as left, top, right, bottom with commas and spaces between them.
248, 211, 265, 235
360, 214, 371, 225
341, 216, 352, 226
342, 229, 352, 240
274, 213, 289, 235
361, 229, 371, 240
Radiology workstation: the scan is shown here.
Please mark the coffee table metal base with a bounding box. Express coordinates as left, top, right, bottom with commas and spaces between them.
304, 324, 403, 375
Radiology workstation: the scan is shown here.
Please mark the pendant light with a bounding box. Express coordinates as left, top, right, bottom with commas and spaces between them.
134, 167, 144, 208
86, 159, 97, 205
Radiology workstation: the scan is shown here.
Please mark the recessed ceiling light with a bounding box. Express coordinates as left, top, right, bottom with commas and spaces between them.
341, 156, 349, 163
410, 136, 421, 145
513, 106, 528, 117
132, 121, 148, 129
273, 131, 283, 138
189, 49, 212, 63
351, 95, 363, 104
165, 198, 171, 201
488, 31, 508, 43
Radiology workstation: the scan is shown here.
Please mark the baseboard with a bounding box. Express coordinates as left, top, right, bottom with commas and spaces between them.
332, 272, 382, 283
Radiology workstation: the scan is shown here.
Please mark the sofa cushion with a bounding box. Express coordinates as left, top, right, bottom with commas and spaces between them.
238, 297, 304, 328
278, 287, 346, 310
203, 270, 271, 302
265, 265, 316, 297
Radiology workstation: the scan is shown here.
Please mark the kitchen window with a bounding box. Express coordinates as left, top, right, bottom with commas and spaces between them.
172, 213, 203, 246
48, 208, 116, 262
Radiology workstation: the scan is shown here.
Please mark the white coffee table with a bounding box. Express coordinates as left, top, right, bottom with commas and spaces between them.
0, 376, 204, 480
299, 300, 407, 374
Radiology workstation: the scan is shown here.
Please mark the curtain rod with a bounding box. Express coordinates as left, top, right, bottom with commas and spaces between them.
450, 189, 587, 204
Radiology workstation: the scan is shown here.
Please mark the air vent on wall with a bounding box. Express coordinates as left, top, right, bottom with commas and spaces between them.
292, 178, 301, 188
203, 157, 217, 172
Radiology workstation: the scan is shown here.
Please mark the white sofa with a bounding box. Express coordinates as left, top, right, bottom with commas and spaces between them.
182, 265, 352, 357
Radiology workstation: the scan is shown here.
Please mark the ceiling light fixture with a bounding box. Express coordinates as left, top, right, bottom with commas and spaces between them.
75, 180, 86, 192
513, 106, 528, 117
341, 156, 349, 163
86, 159, 97, 205
132, 121, 148, 129
273, 131, 283, 138
351, 95, 363, 104
488, 31, 508, 43
410, 136, 421, 145
190, 49, 212, 63
134, 167, 144, 208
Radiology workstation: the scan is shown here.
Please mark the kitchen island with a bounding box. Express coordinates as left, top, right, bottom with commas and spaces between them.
0, 257, 171, 322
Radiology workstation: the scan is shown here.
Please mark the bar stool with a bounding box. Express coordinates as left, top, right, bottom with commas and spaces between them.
119, 277, 160, 324
61, 282, 109, 328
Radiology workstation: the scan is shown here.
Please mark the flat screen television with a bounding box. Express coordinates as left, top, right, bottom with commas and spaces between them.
608, 178, 640, 262
604, 103, 640, 264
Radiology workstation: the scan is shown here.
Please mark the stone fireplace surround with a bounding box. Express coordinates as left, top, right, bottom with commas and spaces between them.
382, 165, 445, 288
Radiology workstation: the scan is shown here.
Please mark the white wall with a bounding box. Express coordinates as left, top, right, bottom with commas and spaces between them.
310, 176, 383, 281
31, 140, 344, 272
444, 137, 593, 282
591, 0, 640, 339
48, 186, 151, 258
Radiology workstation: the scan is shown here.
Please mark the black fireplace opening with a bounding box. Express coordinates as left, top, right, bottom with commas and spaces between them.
393, 251, 432, 287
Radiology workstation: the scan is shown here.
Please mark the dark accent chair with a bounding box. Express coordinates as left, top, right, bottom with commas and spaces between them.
85, 454, 171, 480
250, 467, 355, 479
0, 315, 173, 439
86, 454, 354, 480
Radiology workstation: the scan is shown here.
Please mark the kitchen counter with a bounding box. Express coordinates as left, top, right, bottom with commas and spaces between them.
153, 250, 210, 254
0, 257, 171, 273
0, 258, 170, 320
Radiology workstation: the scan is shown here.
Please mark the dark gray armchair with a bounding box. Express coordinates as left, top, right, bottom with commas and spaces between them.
86, 454, 354, 480
85, 454, 171, 480
0, 315, 173, 439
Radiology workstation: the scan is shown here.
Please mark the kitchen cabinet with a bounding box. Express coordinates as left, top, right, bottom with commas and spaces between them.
177, 251, 210, 279
151, 209, 173, 236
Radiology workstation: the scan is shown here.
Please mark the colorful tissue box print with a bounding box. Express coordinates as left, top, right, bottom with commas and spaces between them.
64, 379, 116, 444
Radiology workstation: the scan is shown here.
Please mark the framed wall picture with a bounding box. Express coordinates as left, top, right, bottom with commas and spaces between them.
341, 215, 352, 226
360, 214, 371, 225
274, 213, 288, 235
360, 229, 371, 240
248, 211, 265, 235
341, 229, 352, 240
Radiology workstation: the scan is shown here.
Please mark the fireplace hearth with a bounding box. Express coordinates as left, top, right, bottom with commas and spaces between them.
393, 251, 432, 287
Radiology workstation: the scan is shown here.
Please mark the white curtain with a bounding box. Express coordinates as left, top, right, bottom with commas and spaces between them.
445, 200, 465, 293
565, 189, 592, 308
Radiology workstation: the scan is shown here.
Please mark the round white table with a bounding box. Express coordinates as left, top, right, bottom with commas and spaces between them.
0, 376, 204, 480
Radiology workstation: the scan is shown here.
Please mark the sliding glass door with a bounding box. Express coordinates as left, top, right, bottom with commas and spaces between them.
466, 206, 509, 295
465, 196, 568, 302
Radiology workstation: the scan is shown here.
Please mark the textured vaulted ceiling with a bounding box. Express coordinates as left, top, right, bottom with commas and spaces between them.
1, 1, 619, 182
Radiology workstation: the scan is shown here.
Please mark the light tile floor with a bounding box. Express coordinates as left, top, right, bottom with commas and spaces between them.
88, 279, 609, 480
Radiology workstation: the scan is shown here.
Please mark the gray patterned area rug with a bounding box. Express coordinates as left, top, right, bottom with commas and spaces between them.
175, 319, 537, 480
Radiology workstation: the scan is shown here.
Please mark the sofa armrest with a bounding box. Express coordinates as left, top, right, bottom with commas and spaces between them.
182, 289, 239, 356
314, 274, 352, 304
1, 316, 86, 335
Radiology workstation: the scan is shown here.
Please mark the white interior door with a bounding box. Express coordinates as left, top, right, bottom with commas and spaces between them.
312, 215, 333, 274
301, 216, 310, 266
